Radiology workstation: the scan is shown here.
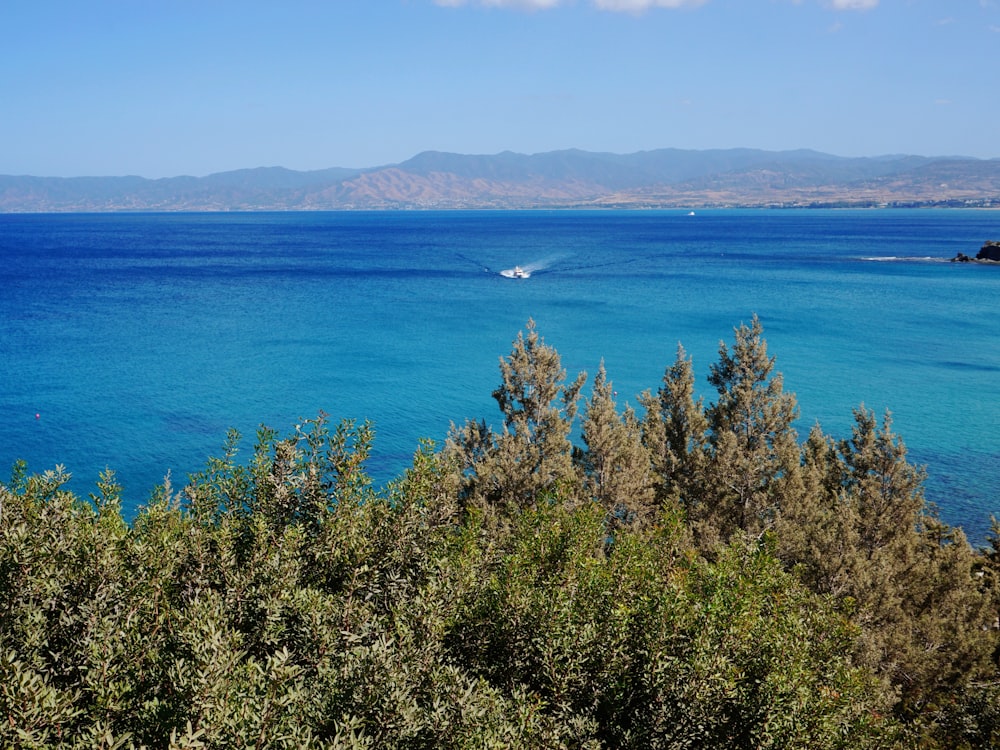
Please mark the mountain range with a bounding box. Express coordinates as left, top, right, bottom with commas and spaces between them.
2, 148, 999, 212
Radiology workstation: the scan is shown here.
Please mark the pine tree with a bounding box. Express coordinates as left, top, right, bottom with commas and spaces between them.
780, 406, 997, 726
579, 361, 655, 528
698, 316, 801, 545
445, 320, 586, 511
839, 407, 924, 558
639, 344, 709, 514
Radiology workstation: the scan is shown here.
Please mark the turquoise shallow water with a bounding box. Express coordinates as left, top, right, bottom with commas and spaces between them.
1, 210, 997, 540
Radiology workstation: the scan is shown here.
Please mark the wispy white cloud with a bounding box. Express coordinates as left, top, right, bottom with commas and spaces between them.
433, 0, 562, 8
434, 0, 708, 9
825, 0, 878, 9
592, 0, 708, 9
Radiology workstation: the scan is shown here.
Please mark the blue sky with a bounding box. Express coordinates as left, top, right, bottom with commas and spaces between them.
3, 0, 998, 177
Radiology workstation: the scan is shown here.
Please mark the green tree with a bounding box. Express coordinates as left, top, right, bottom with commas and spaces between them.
446, 319, 586, 512
578, 361, 655, 529
639, 343, 709, 515
778, 407, 998, 737
775, 423, 855, 597
698, 316, 801, 546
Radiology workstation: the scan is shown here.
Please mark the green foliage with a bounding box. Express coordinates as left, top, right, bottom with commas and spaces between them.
699, 315, 802, 545
776, 408, 997, 724
446, 503, 891, 749
578, 361, 656, 529
639, 343, 709, 515
445, 318, 586, 513
1, 319, 997, 749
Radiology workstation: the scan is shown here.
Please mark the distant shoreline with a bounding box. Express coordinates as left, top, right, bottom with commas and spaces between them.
2, 147, 998, 213
2, 203, 1000, 216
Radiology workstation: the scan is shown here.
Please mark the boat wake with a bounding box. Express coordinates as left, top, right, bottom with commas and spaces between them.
454, 253, 552, 278
498, 255, 566, 279
456, 252, 634, 279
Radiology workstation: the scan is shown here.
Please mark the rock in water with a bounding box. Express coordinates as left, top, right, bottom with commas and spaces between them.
976, 241, 1000, 261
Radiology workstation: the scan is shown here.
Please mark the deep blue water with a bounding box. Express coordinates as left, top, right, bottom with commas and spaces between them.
1, 210, 998, 541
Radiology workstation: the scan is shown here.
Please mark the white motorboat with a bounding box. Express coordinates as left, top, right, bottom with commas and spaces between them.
501, 265, 530, 279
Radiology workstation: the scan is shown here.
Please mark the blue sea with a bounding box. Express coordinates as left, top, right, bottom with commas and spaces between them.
1, 210, 998, 541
